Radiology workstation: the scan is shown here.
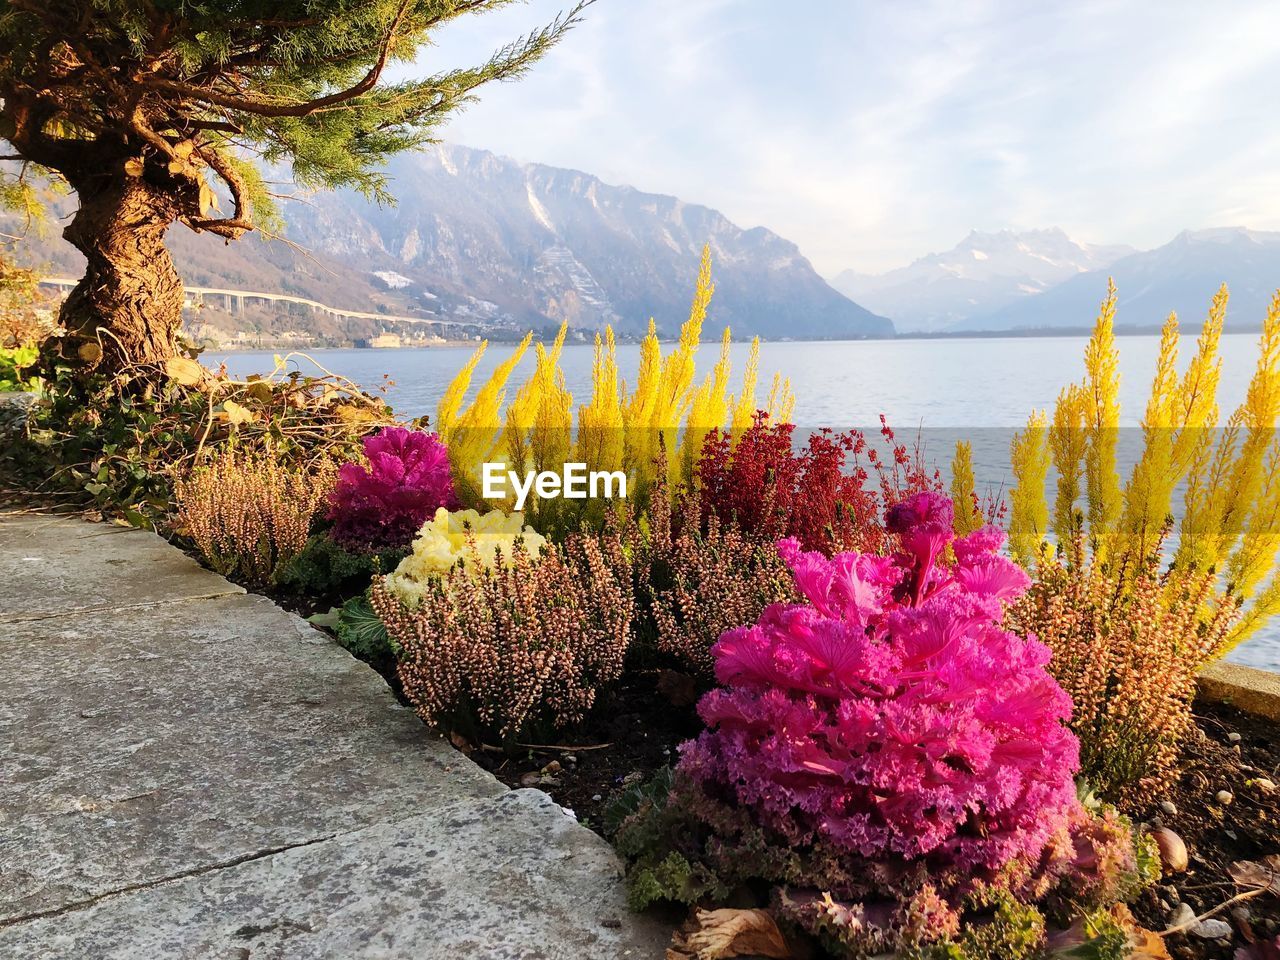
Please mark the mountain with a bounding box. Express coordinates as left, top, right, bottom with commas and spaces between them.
972, 228, 1280, 331
9, 144, 892, 342
831, 228, 1134, 332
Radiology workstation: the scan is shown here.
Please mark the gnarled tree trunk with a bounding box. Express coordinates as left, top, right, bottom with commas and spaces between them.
48, 171, 186, 377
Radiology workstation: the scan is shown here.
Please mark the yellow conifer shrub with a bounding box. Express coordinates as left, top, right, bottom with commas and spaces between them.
434, 245, 793, 519
949, 440, 983, 537
1005, 281, 1280, 797
1007, 412, 1050, 565
1009, 282, 1280, 657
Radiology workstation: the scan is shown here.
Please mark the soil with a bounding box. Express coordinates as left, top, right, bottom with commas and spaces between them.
1129, 699, 1280, 959
473, 667, 702, 831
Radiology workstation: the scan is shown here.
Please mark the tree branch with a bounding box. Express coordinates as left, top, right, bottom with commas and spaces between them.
143, 0, 413, 119
183, 144, 252, 240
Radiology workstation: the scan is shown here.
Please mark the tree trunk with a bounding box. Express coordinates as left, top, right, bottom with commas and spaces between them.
48, 172, 186, 377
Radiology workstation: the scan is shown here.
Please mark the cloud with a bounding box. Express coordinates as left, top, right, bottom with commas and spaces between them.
407, 0, 1280, 275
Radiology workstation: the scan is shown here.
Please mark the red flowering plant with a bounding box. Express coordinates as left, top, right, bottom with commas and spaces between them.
613, 492, 1157, 958
692, 412, 940, 557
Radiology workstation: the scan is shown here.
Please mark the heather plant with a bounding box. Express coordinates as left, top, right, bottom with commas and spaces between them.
327, 426, 458, 552
175, 448, 336, 586
1010, 527, 1240, 801
693, 414, 876, 554
372, 531, 633, 743
638, 479, 796, 678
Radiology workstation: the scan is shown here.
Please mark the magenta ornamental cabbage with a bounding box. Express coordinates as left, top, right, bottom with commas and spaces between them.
328, 427, 459, 551
678, 491, 1080, 875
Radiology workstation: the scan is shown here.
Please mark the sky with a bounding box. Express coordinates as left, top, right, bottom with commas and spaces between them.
406, 0, 1280, 276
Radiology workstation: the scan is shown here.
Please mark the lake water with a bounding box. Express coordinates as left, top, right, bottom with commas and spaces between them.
214, 334, 1279, 671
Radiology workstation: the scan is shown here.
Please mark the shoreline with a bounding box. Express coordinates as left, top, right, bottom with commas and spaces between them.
203, 325, 1270, 352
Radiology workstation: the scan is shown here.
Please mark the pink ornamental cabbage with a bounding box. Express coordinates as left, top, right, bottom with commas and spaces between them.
678, 491, 1080, 876
328, 427, 458, 551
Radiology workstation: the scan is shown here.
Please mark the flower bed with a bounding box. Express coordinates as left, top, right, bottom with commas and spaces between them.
13, 255, 1280, 959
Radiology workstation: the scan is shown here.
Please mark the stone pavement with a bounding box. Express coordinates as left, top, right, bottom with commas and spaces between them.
0, 511, 669, 959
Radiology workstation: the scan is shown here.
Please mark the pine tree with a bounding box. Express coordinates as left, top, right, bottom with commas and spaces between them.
0, 0, 589, 376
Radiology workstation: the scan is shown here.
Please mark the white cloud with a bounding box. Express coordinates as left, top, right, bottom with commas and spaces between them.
406, 0, 1280, 274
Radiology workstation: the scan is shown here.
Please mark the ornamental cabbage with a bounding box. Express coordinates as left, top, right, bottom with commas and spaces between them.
328, 427, 458, 551
678, 491, 1081, 877
385, 506, 546, 607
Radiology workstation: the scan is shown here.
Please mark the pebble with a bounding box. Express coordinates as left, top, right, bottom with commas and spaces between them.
1216, 790, 1235, 805
542, 760, 562, 775
1168, 903, 1195, 930
591, 793, 602, 802
1228, 732, 1242, 744
519, 771, 542, 788
564, 755, 577, 765
1192, 918, 1232, 940
1250, 777, 1277, 793
1232, 905, 1253, 923
1160, 800, 1178, 816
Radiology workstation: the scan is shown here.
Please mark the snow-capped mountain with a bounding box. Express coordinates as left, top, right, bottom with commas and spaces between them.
973, 227, 1280, 332
8, 144, 892, 341
274, 143, 891, 339
831, 228, 1134, 332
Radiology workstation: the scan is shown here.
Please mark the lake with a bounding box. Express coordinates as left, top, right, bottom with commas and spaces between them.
213, 334, 1279, 671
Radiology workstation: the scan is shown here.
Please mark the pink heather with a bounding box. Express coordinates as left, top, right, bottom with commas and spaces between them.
328, 427, 459, 551
679, 492, 1080, 874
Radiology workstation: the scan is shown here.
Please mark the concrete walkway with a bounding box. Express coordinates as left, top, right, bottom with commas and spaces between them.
0, 511, 668, 959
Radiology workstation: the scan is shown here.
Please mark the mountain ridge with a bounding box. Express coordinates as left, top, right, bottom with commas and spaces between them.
969, 226, 1280, 331
831, 228, 1136, 332
4, 143, 894, 343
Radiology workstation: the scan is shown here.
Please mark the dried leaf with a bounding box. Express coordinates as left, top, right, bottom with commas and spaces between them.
198, 181, 218, 216
666, 908, 792, 960
165, 356, 206, 386
1111, 904, 1173, 960
1131, 928, 1174, 960
77, 341, 103, 363
1229, 856, 1280, 896
221, 399, 256, 426
334, 403, 377, 424
245, 380, 273, 403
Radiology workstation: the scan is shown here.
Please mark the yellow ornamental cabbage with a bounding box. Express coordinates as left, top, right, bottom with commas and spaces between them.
385, 507, 547, 606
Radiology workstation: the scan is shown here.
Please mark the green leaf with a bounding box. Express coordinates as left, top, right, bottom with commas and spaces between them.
308, 606, 342, 630
333, 592, 393, 661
